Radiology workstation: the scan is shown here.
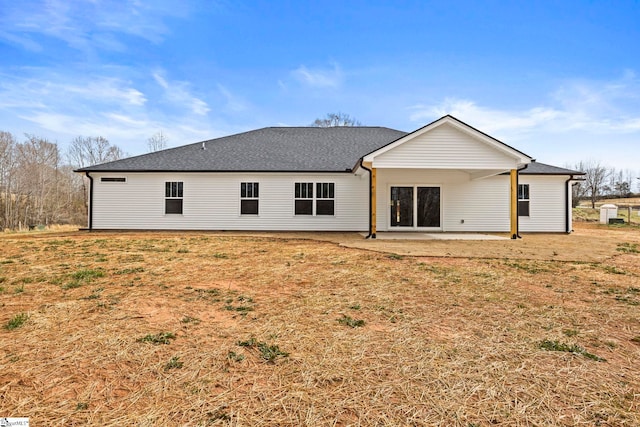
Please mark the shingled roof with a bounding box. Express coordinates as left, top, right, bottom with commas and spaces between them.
76, 127, 408, 173
520, 161, 584, 175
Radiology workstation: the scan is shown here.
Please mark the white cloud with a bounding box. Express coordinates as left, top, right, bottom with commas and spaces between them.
0, 67, 220, 155
409, 73, 640, 141
153, 71, 210, 116
68, 80, 147, 106
102, 113, 149, 127
0, 30, 43, 52
0, 0, 189, 54
0, 73, 146, 109
410, 99, 562, 136
292, 63, 343, 88
153, 73, 170, 90
217, 84, 247, 112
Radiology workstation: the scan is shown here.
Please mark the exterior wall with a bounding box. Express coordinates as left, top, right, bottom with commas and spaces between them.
91, 172, 369, 231
375, 170, 570, 233
372, 124, 518, 170
89, 171, 569, 233
518, 175, 568, 233
375, 169, 511, 232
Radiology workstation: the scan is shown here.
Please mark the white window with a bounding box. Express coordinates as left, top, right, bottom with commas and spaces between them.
294, 182, 313, 215
294, 182, 335, 216
165, 181, 183, 214
315, 182, 335, 215
518, 184, 530, 217
240, 182, 259, 215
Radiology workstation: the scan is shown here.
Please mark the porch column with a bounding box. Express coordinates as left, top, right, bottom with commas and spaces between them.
510, 169, 517, 239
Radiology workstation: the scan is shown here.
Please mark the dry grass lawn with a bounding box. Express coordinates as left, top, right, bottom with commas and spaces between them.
1, 223, 639, 426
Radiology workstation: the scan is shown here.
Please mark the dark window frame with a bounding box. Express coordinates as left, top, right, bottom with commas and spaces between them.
240, 182, 259, 215
100, 177, 126, 183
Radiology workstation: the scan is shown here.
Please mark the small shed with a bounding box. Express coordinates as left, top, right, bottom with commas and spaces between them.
600, 204, 618, 224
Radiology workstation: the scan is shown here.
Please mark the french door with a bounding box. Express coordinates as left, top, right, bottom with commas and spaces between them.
390, 186, 441, 229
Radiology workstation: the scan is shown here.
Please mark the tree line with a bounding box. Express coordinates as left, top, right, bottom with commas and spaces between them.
569, 160, 639, 208
0, 133, 119, 229
0, 131, 167, 231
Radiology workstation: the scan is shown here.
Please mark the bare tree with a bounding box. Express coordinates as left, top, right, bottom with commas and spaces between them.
0, 131, 17, 229
14, 135, 63, 225
311, 112, 362, 127
68, 136, 123, 169
147, 131, 168, 152
67, 136, 124, 213
0, 132, 126, 230
574, 160, 610, 208
613, 169, 635, 198
566, 162, 588, 208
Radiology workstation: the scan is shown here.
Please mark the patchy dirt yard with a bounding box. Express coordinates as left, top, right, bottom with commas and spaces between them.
1, 223, 639, 425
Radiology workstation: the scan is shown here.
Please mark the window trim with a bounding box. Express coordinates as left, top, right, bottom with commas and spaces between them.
240, 182, 259, 216
388, 183, 443, 230
100, 177, 126, 183
165, 181, 184, 215
518, 184, 530, 217
315, 182, 335, 216
294, 182, 314, 215
294, 182, 335, 216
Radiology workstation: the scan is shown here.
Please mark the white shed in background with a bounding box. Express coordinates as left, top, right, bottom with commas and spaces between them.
599, 204, 618, 224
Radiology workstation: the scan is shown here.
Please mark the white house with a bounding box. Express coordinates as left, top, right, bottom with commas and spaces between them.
76, 115, 583, 237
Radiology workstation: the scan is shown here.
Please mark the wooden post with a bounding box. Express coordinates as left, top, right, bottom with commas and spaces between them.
371, 167, 377, 238
510, 169, 518, 239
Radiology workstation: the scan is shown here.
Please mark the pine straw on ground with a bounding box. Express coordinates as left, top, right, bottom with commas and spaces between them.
0, 228, 639, 426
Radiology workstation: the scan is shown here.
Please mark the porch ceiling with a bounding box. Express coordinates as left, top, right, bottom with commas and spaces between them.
466, 168, 511, 180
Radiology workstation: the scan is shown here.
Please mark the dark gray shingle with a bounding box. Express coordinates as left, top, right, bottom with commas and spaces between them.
520, 162, 584, 175
76, 127, 408, 172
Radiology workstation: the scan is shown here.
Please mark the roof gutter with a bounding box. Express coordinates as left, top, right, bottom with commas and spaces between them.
85, 172, 93, 231
358, 160, 375, 239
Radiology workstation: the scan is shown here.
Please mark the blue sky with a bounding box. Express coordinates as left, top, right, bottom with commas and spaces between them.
0, 0, 639, 176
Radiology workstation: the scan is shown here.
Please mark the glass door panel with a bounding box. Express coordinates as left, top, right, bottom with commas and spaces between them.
417, 187, 440, 227
390, 186, 413, 227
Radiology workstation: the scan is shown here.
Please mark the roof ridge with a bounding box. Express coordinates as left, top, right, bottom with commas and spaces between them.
264, 126, 404, 130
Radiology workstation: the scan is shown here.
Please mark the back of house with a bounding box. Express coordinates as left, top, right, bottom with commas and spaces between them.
76, 115, 583, 235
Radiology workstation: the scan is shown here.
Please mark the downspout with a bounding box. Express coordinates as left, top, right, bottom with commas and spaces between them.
565, 175, 575, 234
359, 161, 374, 239
85, 172, 93, 231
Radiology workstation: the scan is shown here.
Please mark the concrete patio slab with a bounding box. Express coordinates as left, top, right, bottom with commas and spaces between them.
361, 232, 509, 240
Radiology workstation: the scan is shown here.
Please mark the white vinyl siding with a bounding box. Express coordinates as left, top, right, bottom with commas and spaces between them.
375, 169, 510, 232
518, 176, 567, 232
375, 170, 569, 233
91, 172, 368, 231
372, 124, 518, 170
